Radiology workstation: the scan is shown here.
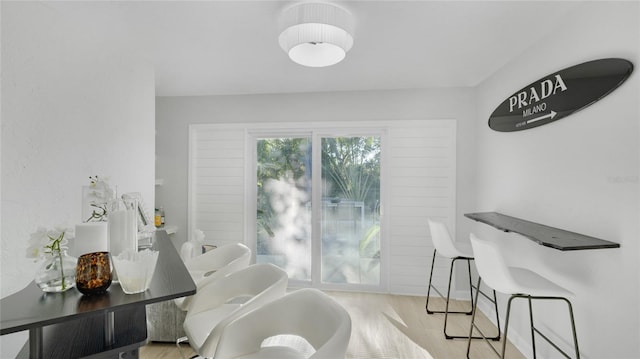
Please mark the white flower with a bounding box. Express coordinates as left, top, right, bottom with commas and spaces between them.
85, 175, 115, 222
26, 227, 49, 258
89, 175, 115, 201
26, 226, 74, 259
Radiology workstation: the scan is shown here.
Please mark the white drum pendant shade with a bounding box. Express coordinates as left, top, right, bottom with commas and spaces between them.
279, 2, 354, 67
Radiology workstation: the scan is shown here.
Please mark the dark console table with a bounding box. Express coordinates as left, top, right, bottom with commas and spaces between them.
465, 212, 620, 251
0, 230, 196, 358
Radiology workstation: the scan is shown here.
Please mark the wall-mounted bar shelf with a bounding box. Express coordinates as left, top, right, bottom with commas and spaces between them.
465, 212, 620, 251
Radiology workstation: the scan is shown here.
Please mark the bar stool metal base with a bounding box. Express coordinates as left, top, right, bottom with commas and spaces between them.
426, 249, 501, 340
466, 277, 580, 359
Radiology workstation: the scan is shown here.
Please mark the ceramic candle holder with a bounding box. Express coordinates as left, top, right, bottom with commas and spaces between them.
76, 251, 112, 295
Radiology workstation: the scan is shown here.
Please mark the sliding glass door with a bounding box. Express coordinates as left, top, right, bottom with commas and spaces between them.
255, 137, 312, 281
254, 132, 382, 289
319, 136, 381, 286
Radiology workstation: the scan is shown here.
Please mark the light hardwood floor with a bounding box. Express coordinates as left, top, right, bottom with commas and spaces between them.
141, 291, 525, 359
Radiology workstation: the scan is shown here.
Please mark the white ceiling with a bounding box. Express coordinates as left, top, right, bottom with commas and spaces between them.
40, 1, 580, 97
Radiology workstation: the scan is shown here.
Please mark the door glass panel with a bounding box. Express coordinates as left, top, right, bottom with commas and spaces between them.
321, 136, 381, 285
256, 137, 312, 281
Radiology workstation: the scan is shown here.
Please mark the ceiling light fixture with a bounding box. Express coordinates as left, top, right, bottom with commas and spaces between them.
278, 2, 354, 67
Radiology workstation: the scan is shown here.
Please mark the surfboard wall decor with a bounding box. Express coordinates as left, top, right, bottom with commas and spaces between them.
488, 58, 633, 132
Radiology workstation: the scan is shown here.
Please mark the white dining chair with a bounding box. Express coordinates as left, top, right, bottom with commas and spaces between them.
174, 242, 251, 311
467, 233, 580, 359
177, 263, 289, 359
212, 288, 352, 359
425, 219, 500, 340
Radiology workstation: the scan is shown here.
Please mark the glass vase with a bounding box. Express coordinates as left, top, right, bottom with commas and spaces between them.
35, 250, 78, 292
108, 197, 138, 283
107, 198, 138, 257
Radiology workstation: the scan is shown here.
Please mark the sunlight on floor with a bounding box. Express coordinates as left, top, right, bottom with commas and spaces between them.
142, 291, 524, 359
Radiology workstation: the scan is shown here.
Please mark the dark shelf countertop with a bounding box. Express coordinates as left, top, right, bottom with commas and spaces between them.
0, 230, 196, 359
464, 212, 620, 251
1, 230, 196, 335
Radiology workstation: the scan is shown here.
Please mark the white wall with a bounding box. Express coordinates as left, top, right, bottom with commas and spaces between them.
1, 2, 155, 356
474, 2, 639, 358
156, 88, 478, 287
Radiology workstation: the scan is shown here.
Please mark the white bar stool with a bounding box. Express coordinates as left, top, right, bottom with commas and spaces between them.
425, 219, 500, 340
467, 233, 580, 359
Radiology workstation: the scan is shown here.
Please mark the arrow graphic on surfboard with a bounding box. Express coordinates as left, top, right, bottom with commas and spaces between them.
526, 110, 557, 124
